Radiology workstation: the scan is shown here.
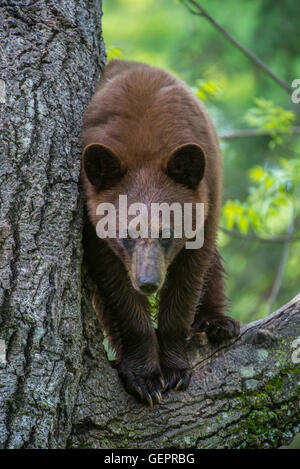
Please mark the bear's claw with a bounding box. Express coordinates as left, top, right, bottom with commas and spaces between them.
116, 364, 164, 406
161, 366, 193, 392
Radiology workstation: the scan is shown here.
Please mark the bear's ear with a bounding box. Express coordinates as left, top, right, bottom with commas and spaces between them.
82, 143, 125, 190
164, 143, 206, 190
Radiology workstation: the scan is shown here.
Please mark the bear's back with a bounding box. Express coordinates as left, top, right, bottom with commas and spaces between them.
83, 61, 219, 166
83, 60, 222, 215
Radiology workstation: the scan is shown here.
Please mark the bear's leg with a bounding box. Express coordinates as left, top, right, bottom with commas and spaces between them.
93, 287, 163, 406
192, 250, 240, 345
157, 250, 201, 392
84, 222, 164, 405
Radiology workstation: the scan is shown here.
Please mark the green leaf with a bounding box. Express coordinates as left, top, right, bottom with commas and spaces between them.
249, 166, 265, 182
244, 98, 296, 148
106, 45, 123, 60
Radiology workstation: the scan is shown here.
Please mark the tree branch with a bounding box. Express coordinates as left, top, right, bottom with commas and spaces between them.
219, 126, 300, 141
182, 0, 293, 94
219, 226, 300, 244
69, 288, 300, 449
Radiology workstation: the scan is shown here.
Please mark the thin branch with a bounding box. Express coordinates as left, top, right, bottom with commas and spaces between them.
280, 145, 300, 158
219, 226, 300, 244
183, 0, 293, 94
219, 126, 300, 141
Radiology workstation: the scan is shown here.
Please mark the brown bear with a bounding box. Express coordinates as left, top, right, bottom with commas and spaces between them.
81, 60, 240, 406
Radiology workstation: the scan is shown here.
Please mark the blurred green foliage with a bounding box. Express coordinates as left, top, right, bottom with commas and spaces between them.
245, 98, 296, 148
102, 0, 300, 324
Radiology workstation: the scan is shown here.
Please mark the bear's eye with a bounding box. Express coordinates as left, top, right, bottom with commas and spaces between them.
159, 229, 174, 249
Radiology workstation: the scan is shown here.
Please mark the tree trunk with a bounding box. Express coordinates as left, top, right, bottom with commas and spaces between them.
0, 0, 299, 450
0, 0, 105, 449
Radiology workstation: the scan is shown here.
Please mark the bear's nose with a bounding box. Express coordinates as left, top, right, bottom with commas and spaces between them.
138, 277, 160, 295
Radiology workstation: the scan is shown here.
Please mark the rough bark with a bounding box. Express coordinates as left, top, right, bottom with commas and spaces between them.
69, 291, 300, 449
0, 0, 105, 449
0, 0, 299, 451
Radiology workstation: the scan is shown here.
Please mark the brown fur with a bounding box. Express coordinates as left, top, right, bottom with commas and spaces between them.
81, 60, 240, 405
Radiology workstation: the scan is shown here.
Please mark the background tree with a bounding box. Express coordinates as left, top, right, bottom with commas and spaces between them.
0, 0, 299, 449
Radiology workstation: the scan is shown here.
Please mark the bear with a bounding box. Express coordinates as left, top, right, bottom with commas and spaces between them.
81, 60, 240, 406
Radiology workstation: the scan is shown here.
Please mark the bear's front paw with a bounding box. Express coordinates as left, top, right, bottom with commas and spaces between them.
205, 316, 240, 345
115, 362, 164, 406
160, 364, 193, 392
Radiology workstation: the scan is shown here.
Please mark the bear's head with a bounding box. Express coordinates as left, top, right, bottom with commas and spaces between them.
82, 142, 207, 295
